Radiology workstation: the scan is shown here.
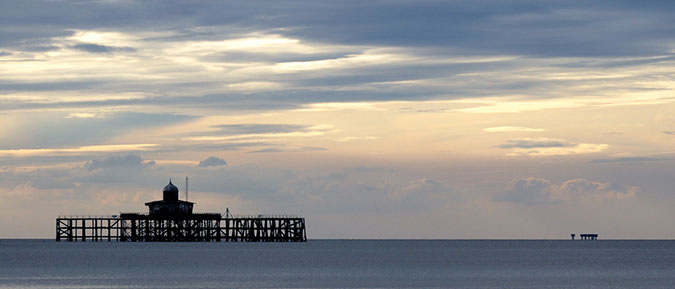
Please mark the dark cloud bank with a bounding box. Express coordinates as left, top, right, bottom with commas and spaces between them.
3, 0, 673, 56
496, 177, 638, 205
0, 155, 458, 213
71, 43, 136, 53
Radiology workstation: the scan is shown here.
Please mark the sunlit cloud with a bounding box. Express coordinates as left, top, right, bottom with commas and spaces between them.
66, 30, 138, 46
499, 138, 572, 149
336, 136, 380, 142
273, 49, 412, 72
295, 102, 382, 112
484, 126, 546, 133
453, 98, 582, 114
225, 81, 285, 92
499, 138, 609, 156
0, 91, 151, 104
0, 144, 158, 157
454, 91, 675, 114
248, 146, 326, 153
167, 33, 337, 56
182, 124, 337, 142
64, 112, 105, 119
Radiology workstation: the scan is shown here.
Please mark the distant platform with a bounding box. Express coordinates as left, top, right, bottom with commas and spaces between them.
571, 233, 598, 240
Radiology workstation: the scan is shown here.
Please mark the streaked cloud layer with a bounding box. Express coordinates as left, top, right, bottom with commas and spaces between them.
1, 0, 674, 238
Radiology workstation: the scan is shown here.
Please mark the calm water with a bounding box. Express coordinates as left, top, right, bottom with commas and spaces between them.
0, 240, 673, 288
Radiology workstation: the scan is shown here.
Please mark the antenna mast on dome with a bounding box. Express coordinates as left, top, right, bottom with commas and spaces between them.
185, 176, 189, 202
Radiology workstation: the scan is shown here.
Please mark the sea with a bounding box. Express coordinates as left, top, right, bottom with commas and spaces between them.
0, 239, 673, 289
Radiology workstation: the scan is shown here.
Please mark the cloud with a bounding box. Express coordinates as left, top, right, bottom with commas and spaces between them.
157, 141, 277, 154
184, 124, 336, 142
84, 155, 154, 171
64, 112, 104, 119
484, 126, 546, 133
0, 111, 195, 151
0, 144, 158, 157
287, 168, 458, 213
181, 165, 457, 213
0, 154, 159, 200
336, 136, 379, 142
197, 156, 227, 167
603, 131, 623, 135
498, 177, 553, 204
497, 177, 638, 204
248, 146, 326, 153
0, 0, 671, 116
498, 138, 608, 156
18, 45, 61, 52
591, 156, 670, 164
71, 43, 135, 53
77, 155, 165, 185
388, 178, 455, 201
0, 160, 457, 213
3, 1, 674, 57
498, 138, 570, 148
294, 102, 383, 112
554, 179, 638, 201
209, 124, 309, 135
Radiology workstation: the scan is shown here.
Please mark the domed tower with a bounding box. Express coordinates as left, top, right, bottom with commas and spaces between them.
163, 179, 179, 202
145, 179, 194, 216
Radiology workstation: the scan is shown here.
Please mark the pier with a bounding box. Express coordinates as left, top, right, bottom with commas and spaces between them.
56, 180, 307, 242
56, 214, 306, 242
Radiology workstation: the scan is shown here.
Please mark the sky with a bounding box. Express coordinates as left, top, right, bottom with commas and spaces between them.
1, 0, 674, 239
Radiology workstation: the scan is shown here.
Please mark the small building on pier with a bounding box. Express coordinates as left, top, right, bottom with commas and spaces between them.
144, 180, 193, 216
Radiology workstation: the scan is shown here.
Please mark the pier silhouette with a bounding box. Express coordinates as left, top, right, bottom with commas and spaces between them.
56, 180, 306, 242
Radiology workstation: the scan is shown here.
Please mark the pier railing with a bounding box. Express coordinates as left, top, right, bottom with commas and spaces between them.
222, 214, 300, 219
57, 214, 301, 219
58, 215, 120, 219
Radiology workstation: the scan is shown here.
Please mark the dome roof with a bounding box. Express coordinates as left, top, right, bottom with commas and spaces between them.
163, 179, 179, 194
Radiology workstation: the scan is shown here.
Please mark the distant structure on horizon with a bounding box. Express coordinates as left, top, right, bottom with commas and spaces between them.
571, 233, 598, 240
56, 179, 307, 242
